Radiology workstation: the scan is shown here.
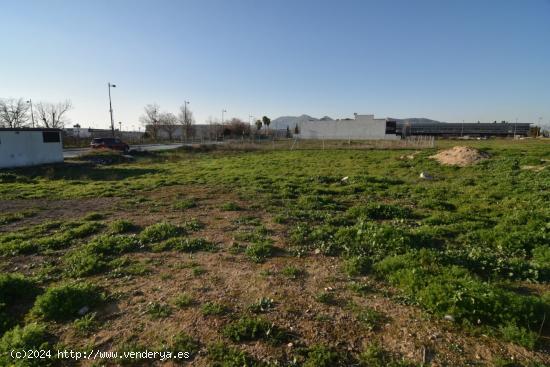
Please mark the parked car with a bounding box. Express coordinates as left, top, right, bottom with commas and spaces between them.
90, 137, 130, 152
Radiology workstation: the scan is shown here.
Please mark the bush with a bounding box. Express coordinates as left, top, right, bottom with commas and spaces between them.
0, 323, 52, 367
281, 265, 305, 279
109, 219, 136, 234
201, 302, 229, 316
221, 202, 241, 211
140, 222, 184, 243
207, 343, 258, 366
146, 302, 172, 319
348, 203, 413, 220
222, 317, 288, 343
174, 293, 194, 308
64, 247, 107, 277
0, 274, 39, 334
170, 332, 199, 356
499, 323, 538, 350
173, 199, 197, 210
245, 241, 275, 263
88, 234, 141, 255
303, 345, 346, 367
31, 283, 104, 321
158, 237, 216, 253
343, 256, 371, 276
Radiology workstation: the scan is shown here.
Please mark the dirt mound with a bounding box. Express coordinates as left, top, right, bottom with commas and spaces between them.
430, 146, 490, 167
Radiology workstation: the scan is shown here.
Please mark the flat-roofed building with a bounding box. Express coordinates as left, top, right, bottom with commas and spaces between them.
0, 128, 63, 168
296, 114, 399, 140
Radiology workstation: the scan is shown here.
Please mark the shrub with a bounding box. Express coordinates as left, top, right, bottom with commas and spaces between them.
499, 323, 538, 350
358, 343, 417, 367
170, 332, 199, 356
146, 302, 172, 319
303, 345, 346, 367
0, 274, 39, 334
83, 212, 105, 221
201, 302, 228, 316
174, 293, 194, 308
140, 222, 184, 243
0, 323, 52, 367
31, 283, 104, 321
348, 203, 413, 220
245, 241, 275, 263
248, 297, 275, 313
222, 317, 288, 344
109, 219, 136, 234
207, 343, 258, 366
64, 248, 107, 277
73, 312, 99, 335
159, 237, 216, 253
281, 265, 305, 279
87, 234, 141, 256
315, 292, 337, 305
173, 199, 197, 210
221, 202, 241, 211
343, 256, 371, 276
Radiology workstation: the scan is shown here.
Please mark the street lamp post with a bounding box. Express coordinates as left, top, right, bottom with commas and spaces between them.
26, 99, 35, 128
108, 82, 117, 137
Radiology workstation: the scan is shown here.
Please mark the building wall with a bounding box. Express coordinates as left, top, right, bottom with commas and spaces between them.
297, 114, 399, 140
0, 130, 63, 168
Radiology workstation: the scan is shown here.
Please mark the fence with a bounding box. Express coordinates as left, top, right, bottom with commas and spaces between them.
213, 135, 436, 151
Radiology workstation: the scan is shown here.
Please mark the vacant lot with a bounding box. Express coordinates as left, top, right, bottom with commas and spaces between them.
0, 140, 548, 366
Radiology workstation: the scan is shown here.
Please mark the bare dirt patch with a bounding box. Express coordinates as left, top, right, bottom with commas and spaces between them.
429, 146, 490, 167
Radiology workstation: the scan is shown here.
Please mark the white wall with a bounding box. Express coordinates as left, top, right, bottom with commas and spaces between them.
0, 130, 63, 168
297, 114, 399, 140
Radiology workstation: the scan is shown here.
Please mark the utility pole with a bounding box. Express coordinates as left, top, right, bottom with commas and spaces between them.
514, 118, 518, 138
119, 121, 122, 137
26, 99, 35, 128
108, 82, 116, 137
222, 109, 226, 124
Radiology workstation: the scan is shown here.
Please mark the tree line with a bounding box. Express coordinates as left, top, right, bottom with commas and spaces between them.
139, 103, 275, 141
0, 98, 72, 129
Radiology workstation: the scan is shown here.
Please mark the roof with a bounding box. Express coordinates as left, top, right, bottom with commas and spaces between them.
0, 128, 62, 132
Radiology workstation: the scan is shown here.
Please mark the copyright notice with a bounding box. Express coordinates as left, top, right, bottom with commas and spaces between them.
10, 349, 191, 362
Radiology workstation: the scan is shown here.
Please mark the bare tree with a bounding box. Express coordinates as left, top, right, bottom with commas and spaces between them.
139, 104, 162, 140
178, 105, 195, 141
206, 116, 222, 141
35, 100, 72, 128
0, 98, 30, 128
160, 112, 178, 141
225, 118, 250, 137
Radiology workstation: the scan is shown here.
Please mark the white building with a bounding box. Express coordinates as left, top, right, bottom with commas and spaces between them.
0, 128, 64, 169
296, 114, 399, 140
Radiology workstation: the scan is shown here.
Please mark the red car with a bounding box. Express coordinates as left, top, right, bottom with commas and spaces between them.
90, 137, 130, 152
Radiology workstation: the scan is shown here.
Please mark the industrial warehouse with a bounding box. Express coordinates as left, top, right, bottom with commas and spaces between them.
292, 114, 532, 140
395, 120, 531, 137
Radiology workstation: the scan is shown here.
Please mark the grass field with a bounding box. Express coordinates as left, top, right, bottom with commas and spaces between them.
0, 139, 548, 366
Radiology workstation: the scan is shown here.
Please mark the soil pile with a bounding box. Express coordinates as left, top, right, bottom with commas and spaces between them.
430, 146, 490, 167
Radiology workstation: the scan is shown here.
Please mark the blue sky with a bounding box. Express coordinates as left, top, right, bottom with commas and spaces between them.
1, 0, 549, 129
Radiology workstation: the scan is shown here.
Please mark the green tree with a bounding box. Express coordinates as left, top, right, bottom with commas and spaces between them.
255, 119, 262, 131
262, 116, 271, 133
